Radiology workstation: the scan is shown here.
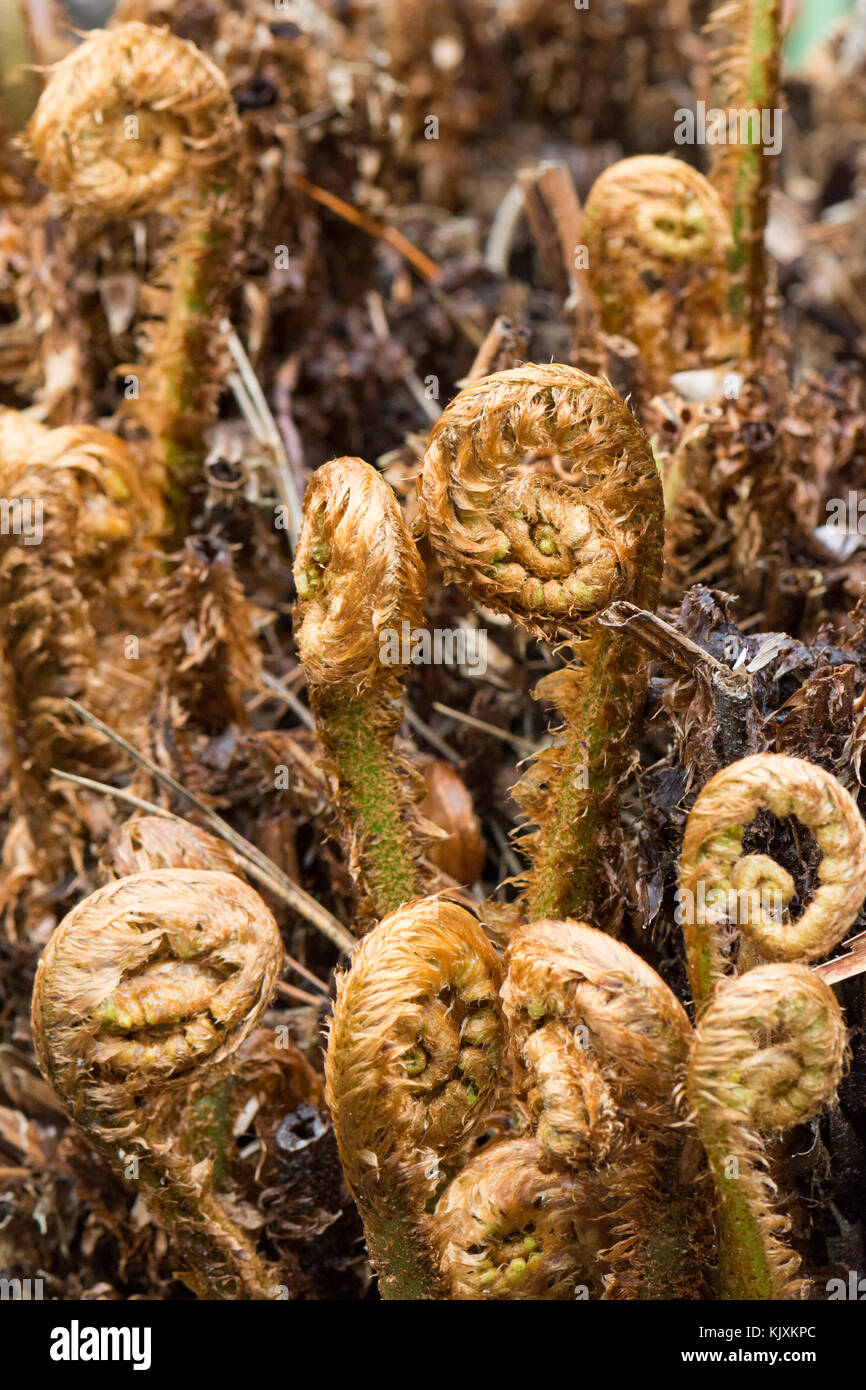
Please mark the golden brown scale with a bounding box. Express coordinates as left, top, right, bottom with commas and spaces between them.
0, 411, 161, 586
659, 366, 841, 626
146, 536, 263, 791
294, 456, 426, 698
679, 753, 866, 1012
325, 896, 504, 1299
503, 920, 692, 1135
31, 867, 285, 1299
26, 23, 238, 219
33, 870, 282, 1103
584, 156, 737, 388
420, 365, 661, 639
97, 813, 316, 1277
519, 1018, 620, 1167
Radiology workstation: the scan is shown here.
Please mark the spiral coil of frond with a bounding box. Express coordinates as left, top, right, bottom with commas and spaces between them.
325, 896, 504, 1298
25, 23, 242, 519
502, 919, 708, 1298
430, 1136, 611, 1300
32, 866, 285, 1297
421, 365, 664, 922
584, 155, 736, 384
688, 963, 847, 1299
421, 364, 662, 638
680, 753, 866, 1012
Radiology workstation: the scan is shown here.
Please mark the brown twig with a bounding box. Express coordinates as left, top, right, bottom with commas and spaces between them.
518, 161, 585, 307
461, 315, 530, 384
598, 601, 759, 763
292, 174, 442, 283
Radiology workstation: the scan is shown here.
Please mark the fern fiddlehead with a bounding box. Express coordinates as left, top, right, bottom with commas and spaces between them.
31, 867, 285, 1298
679, 753, 866, 1014
420, 364, 664, 922
584, 155, 737, 386
688, 963, 847, 1299
325, 896, 504, 1299
294, 456, 429, 920
430, 1135, 610, 1300
0, 410, 161, 885
25, 22, 242, 526
502, 919, 706, 1299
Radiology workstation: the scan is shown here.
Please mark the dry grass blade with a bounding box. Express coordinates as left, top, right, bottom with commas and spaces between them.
292, 174, 443, 283
401, 702, 462, 765
62, 700, 355, 955
222, 318, 304, 546
261, 670, 316, 731
50, 769, 331, 994
431, 701, 538, 757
